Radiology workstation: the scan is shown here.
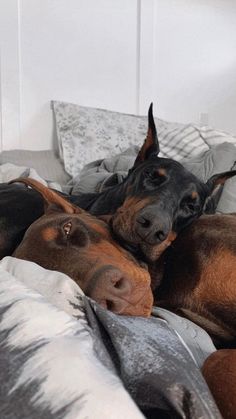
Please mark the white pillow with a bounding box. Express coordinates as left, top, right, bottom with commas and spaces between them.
52, 100, 218, 178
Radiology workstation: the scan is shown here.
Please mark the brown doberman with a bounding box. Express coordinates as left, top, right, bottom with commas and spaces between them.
152, 213, 236, 347
146, 213, 236, 419
12, 178, 153, 318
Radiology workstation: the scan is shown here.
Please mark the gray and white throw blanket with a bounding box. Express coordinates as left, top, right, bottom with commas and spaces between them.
0, 257, 221, 419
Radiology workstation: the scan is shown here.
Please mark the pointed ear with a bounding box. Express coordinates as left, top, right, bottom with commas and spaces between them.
9, 178, 84, 215
133, 103, 160, 168
203, 170, 236, 214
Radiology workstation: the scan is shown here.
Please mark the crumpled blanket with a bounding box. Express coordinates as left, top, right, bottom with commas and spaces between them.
0, 257, 221, 419
71, 142, 236, 213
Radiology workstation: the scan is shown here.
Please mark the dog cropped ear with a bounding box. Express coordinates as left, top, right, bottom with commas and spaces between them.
9, 178, 84, 215
133, 103, 160, 168
203, 170, 236, 214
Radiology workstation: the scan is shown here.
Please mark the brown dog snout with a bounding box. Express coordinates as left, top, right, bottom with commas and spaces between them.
85, 267, 132, 313
85, 266, 153, 317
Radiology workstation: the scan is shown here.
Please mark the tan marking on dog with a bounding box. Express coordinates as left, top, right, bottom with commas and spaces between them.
136, 127, 153, 163
142, 230, 177, 262
191, 191, 198, 199
157, 168, 166, 176
118, 196, 151, 212
42, 227, 58, 241
167, 231, 177, 242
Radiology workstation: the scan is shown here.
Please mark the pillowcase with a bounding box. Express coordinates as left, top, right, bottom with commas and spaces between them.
196, 125, 236, 148
52, 100, 211, 178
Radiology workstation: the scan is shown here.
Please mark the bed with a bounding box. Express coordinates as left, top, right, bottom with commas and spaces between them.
1, 101, 236, 418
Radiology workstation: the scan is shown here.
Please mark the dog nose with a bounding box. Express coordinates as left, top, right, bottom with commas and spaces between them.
136, 213, 170, 244
87, 268, 133, 314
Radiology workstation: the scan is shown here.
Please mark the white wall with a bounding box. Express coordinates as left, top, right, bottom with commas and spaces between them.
0, 0, 236, 151
140, 0, 236, 133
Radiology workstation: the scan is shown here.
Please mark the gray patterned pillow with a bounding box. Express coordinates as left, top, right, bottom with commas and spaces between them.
52, 101, 210, 178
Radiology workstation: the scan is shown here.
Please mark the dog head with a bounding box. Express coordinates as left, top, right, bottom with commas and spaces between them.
13, 178, 153, 317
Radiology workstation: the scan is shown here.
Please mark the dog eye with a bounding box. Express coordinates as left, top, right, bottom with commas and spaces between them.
182, 200, 200, 213
185, 203, 195, 212
146, 170, 166, 182
147, 171, 156, 180
63, 221, 72, 237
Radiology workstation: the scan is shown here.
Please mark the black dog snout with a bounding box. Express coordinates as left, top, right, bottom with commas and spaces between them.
136, 210, 170, 245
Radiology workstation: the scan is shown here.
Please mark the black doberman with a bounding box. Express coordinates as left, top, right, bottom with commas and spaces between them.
77, 104, 236, 261
2, 104, 236, 260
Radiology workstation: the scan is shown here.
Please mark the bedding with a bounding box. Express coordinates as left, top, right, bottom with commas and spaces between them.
0, 162, 62, 192
0, 257, 221, 419
0, 149, 70, 186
